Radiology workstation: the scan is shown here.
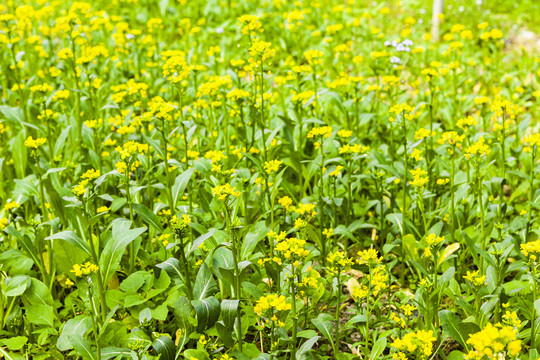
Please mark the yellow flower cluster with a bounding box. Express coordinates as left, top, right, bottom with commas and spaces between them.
410, 168, 428, 188
253, 294, 291, 321
4, 201, 19, 211
520, 239, 540, 261
339, 144, 369, 155
237, 15, 263, 36
392, 329, 436, 359
264, 160, 282, 174
357, 248, 382, 266
24, 136, 47, 149
211, 183, 241, 201
307, 126, 332, 139
414, 128, 435, 140
463, 270, 486, 287
437, 131, 465, 147
72, 169, 101, 197
169, 214, 191, 235
464, 136, 491, 160
290, 202, 317, 217
70, 262, 99, 277
116, 141, 149, 160
327, 250, 353, 272
465, 323, 521, 359
521, 133, 540, 153
275, 237, 310, 265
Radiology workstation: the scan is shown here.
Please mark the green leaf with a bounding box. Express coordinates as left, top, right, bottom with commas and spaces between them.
221, 299, 239, 331
46, 230, 91, 257
5, 275, 30, 297
193, 262, 217, 300
54, 125, 71, 157
216, 321, 234, 348
156, 258, 185, 285
68, 335, 97, 360
183, 349, 210, 360
296, 336, 319, 359
99, 219, 147, 284
187, 228, 216, 256
172, 296, 194, 334
439, 310, 471, 350
25, 304, 54, 327
152, 336, 175, 360
241, 222, 267, 260
22, 278, 53, 306
192, 296, 221, 332
12, 131, 27, 178
438, 243, 460, 267
172, 167, 195, 208
447, 350, 465, 360
57, 315, 92, 351
0, 105, 24, 127
311, 314, 335, 350
100, 347, 131, 360
133, 203, 163, 231
0, 336, 28, 351
369, 337, 387, 360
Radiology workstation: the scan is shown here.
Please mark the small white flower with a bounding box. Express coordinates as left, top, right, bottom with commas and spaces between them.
390, 56, 401, 64
216, 27, 224, 34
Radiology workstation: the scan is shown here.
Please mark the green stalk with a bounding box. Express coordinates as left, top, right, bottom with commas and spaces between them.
450, 151, 455, 243
526, 147, 536, 239
290, 267, 298, 360
334, 267, 341, 354
319, 138, 326, 267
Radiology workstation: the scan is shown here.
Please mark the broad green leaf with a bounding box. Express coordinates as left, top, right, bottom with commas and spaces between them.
241, 222, 267, 260
24, 304, 54, 327
439, 310, 470, 350
187, 228, 216, 256
5, 275, 30, 297
311, 314, 335, 350
193, 262, 217, 300
46, 230, 91, 257
133, 203, 162, 231
152, 336, 175, 360
156, 258, 185, 285
54, 125, 71, 157
22, 278, 53, 306
172, 167, 195, 208
101, 347, 131, 360
192, 296, 220, 332
447, 350, 465, 360
438, 243, 460, 267
12, 131, 27, 179
221, 299, 239, 331
296, 336, 320, 359
68, 335, 97, 360
57, 315, 92, 351
369, 337, 387, 360
183, 349, 210, 360
0, 336, 27, 351
99, 219, 147, 284
216, 321, 234, 348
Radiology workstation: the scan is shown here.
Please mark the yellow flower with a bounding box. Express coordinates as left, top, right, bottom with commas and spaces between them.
70, 262, 99, 277
4, 201, 19, 211
254, 294, 291, 317
307, 126, 332, 139
264, 160, 282, 174
211, 183, 241, 201
24, 136, 47, 149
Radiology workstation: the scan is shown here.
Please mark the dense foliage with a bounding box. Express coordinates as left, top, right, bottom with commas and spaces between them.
0, 0, 539, 359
